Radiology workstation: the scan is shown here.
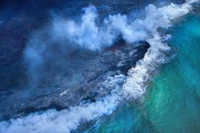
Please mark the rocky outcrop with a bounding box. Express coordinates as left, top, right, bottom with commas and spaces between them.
0, 39, 150, 120
0, 0, 184, 121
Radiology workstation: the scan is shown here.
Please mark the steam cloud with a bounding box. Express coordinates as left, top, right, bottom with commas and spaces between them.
0, 75, 125, 133
24, 2, 190, 84
51, 3, 190, 51
0, 95, 119, 133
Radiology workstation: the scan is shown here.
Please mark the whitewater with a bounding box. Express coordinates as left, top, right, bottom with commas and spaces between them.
0, 0, 198, 133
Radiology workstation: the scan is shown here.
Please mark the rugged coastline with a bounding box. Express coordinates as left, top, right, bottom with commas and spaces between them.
0, 0, 185, 122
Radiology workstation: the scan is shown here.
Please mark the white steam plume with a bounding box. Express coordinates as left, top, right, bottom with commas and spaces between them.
0, 95, 119, 133
51, 3, 191, 51
0, 75, 125, 133
122, 2, 192, 99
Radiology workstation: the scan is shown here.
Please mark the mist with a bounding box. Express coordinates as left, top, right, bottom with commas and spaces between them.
23, 2, 190, 89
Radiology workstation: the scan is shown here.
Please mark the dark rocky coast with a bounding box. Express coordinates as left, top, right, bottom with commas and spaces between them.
0, 0, 185, 121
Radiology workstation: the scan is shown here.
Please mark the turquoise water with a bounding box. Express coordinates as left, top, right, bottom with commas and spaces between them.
74, 6, 200, 133
144, 13, 200, 133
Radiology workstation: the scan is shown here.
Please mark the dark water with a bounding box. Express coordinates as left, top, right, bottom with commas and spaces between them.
74, 5, 200, 133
